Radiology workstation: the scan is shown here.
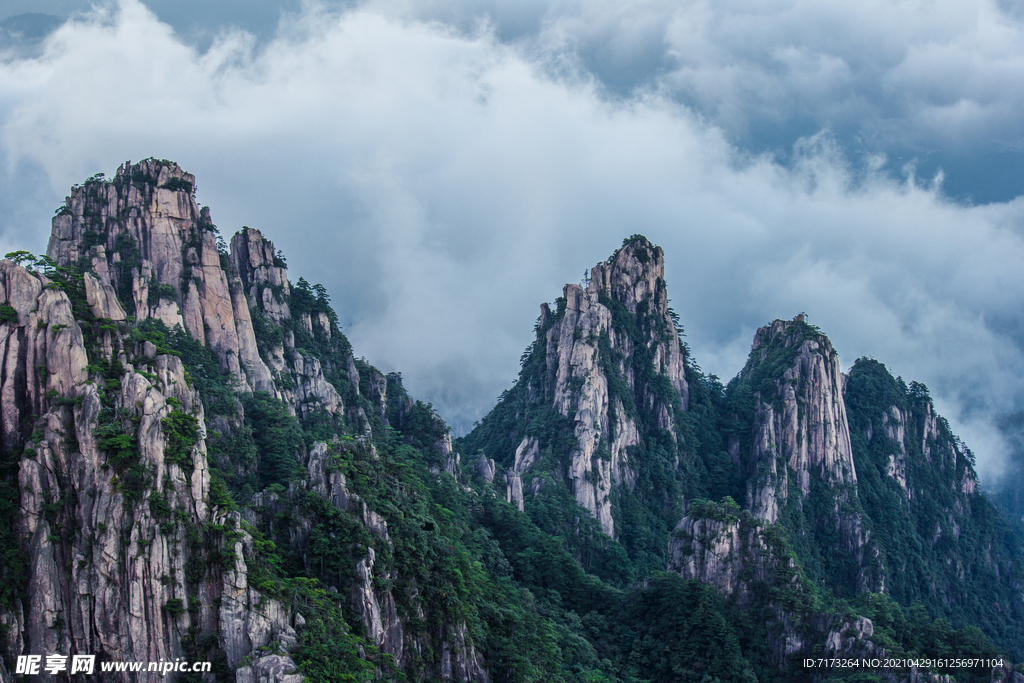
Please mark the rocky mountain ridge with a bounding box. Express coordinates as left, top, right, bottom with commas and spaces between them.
463, 236, 698, 574
1, 161, 487, 683
466, 234, 1024, 679
0, 161, 1021, 683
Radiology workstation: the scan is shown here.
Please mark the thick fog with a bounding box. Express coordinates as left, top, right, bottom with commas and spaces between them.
2, 0, 1024, 485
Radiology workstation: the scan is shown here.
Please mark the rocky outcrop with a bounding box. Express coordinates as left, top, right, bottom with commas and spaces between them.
499, 236, 689, 537
221, 516, 301, 677
668, 500, 878, 669
668, 508, 786, 607
1, 148, 501, 683
46, 160, 273, 393
82, 271, 126, 321
502, 437, 539, 512
231, 228, 291, 325
0, 260, 291, 681
991, 661, 1024, 683
878, 406, 909, 492
545, 280, 617, 534
475, 455, 496, 483
912, 398, 979, 498
505, 470, 525, 512
438, 623, 489, 683
227, 227, 351, 421
17, 177, 474, 677
287, 352, 343, 419
245, 441, 489, 682
358, 362, 389, 430
741, 318, 858, 523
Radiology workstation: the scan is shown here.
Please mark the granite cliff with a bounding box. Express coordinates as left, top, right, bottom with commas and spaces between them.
728, 318, 873, 592
463, 236, 694, 571
47, 161, 271, 394
0, 254, 299, 682
537, 239, 688, 538
0, 161, 490, 683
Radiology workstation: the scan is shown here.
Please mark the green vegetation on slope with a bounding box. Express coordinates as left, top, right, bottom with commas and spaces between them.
845, 358, 1024, 658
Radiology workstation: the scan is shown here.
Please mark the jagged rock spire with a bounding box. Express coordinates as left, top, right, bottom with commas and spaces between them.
486, 235, 690, 538
741, 317, 857, 522
46, 159, 272, 392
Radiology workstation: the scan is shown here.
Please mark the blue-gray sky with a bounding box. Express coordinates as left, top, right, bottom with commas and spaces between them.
2, 0, 1024, 485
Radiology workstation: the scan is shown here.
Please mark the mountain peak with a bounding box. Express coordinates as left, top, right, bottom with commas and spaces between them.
750, 315, 823, 354
738, 315, 858, 519
466, 235, 689, 541
114, 157, 195, 192
587, 233, 667, 316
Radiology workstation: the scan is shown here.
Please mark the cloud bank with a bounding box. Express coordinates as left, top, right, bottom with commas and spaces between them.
381, 0, 1024, 201
2, 0, 1024, 484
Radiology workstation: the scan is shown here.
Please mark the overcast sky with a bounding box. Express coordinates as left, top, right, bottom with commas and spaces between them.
2, 0, 1024, 486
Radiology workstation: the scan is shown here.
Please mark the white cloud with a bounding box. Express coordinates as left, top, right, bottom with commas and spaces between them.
491, 0, 1024, 157
1, 0, 1024, 483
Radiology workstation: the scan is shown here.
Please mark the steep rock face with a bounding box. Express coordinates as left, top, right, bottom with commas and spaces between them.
587, 242, 688, 407
877, 406, 909, 492
0, 261, 88, 452
0, 261, 291, 680
543, 281, 619, 535
46, 160, 273, 393
668, 508, 786, 607
82, 271, 126, 321
741, 318, 858, 523
708, 333, 1024, 658
358, 361, 389, 429
231, 227, 291, 325
229, 227, 348, 422
477, 236, 689, 538
732, 318, 872, 593
221, 515, 303, 681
